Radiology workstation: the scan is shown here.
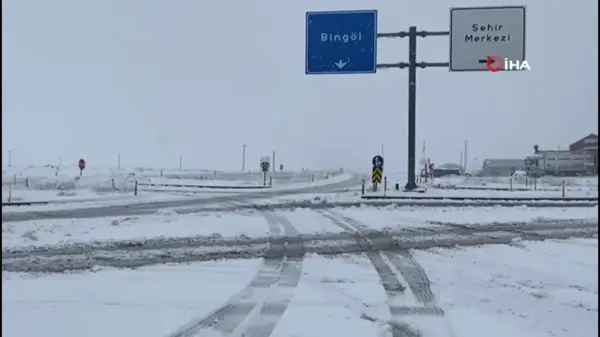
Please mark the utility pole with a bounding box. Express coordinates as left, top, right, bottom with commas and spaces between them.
179, 155, 183, 171
377, 28, 450, 190
460, 151, 463, 172
8, 148, 12, 167
117, 153, 121, 169
272, 150, 276, 173
464, 140, 468, 173
381, 144, 384, 157
59, 156, 62, 167
241, 144, 247, 172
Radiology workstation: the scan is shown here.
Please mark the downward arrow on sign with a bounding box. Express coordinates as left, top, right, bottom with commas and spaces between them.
334, 59, 350, 69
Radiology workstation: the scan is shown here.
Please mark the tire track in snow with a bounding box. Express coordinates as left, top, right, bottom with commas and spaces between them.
167, 211, 303, 337
323, 210, 441, 310
338, 213, 440, 310
316, 209, 443, 337
6, 219, 595, 259
242, 213, 304, 337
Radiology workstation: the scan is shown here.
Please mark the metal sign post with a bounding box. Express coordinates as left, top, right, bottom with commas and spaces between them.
371, 155, 384, 191
306, 6, 527, 191
260, 156, 270, 186
376, 6, 526, 190
377, 28, 449, 191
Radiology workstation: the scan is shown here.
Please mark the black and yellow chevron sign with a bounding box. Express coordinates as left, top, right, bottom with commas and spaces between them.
372, 168, 383, 184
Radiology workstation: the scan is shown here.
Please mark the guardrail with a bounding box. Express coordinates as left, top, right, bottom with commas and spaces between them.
132, 180, 272, 196
2, 201, 50, 206
360, 195, 599, 202
136, 182, 271, 190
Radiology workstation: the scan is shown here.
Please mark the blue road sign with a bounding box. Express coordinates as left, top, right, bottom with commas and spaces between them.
305, 10, 378, 75
372, 155, 384, 169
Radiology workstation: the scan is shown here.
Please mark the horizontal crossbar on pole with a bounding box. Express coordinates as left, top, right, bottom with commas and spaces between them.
377, 31, 449, 39
377, 32, 408, 38
417, 30, 450, 37
377, 62, 408, 69
376, 62, 449, 69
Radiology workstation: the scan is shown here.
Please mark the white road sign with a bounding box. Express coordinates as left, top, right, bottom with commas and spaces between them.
449, 6, 526, 72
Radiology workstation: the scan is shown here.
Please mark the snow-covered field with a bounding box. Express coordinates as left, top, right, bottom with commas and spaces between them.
1, 164, 355, 215
434, 174, 598, 190
383, 172, 598, 192
2, 165, 345, 203
3, 239, 597, 337
3, 207, 597, 248
1, 174, 357, 217
385, 172, 598, 188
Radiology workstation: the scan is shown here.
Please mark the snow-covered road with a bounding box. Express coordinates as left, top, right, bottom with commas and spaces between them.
4, 238, 597, 337
3, 205, 597, 337
3, 206, 597, 249
2, 173, 363, 222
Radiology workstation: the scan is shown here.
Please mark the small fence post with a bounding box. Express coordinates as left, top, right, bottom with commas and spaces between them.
134, 180, 138, 196
25, 177, 29, 188
561, 180, 565, 198
533, 177, 537, 191
384, 176, 388, 197
13, 175, 16, 184
269, 176, 273, 187
311, 175, 315, 182
361, 179, 365, 195
509, 177, 513, 191
8, 185, 12, 203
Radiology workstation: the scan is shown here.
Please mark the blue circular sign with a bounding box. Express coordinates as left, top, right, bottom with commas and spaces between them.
372, 155, 384, 169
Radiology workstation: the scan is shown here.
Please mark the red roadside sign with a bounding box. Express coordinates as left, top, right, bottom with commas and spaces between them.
78, 159, 86, 170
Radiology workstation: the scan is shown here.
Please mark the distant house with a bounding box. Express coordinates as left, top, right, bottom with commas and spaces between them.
570, 133, 598, 153
438, 163, 461, 170
569, 134, 598, 174
480, 159, 526, 176
434, 163, 461, 177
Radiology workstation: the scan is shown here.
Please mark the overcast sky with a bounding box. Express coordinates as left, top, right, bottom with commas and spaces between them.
2, 0, 597, 172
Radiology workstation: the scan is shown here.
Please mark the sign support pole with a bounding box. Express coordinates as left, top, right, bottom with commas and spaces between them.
306, 7, 526, 191
407, 26, 418, 191
377, 28, 449, 191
